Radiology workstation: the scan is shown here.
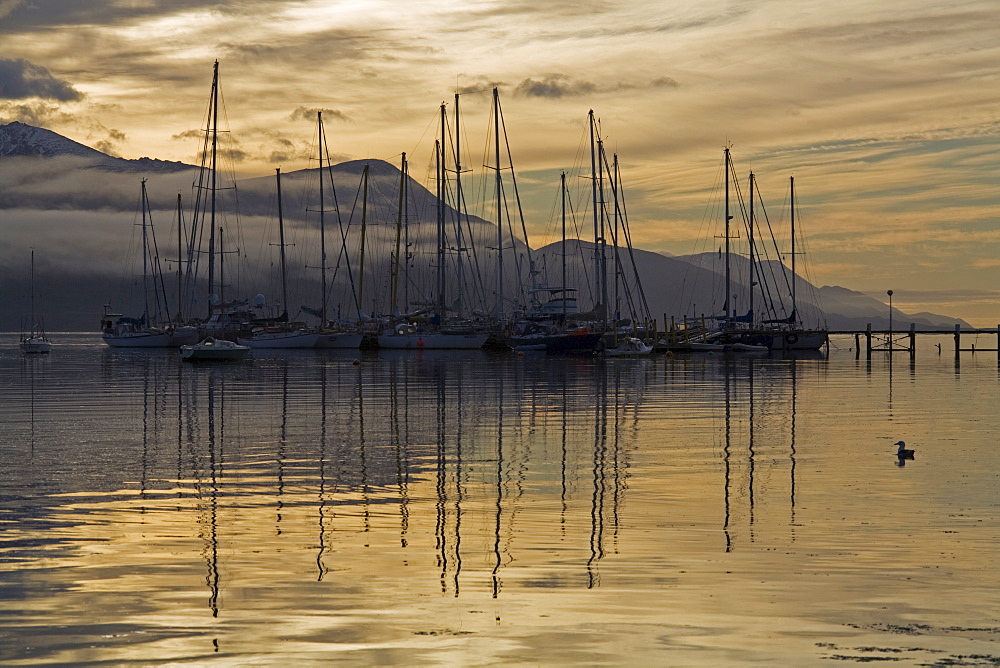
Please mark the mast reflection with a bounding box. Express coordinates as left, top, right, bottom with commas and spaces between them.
720, 356, 802, 551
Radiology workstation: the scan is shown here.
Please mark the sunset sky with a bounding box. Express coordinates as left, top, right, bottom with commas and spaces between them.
1, 0, 998, 324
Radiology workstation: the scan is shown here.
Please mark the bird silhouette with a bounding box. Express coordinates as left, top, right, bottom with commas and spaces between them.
895, 440, 915, 459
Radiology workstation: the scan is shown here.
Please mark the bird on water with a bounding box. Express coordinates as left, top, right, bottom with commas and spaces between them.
895, 440, 915, 459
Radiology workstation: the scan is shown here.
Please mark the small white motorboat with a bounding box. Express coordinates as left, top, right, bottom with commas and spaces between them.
181, 337, 251, 362
603, 337, 654, 357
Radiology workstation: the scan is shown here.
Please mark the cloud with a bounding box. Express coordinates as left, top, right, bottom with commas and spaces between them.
0, 58, 81, 101
0, 101, 64, 125
289, 107, 350, 123
172, 129, 203, 141
512, 74, 678, 100
456, 79, 507, 96
93, 140, 120, 157
0, 0, 23, 21
514, 75, 597, 99
650, 76, 679, 89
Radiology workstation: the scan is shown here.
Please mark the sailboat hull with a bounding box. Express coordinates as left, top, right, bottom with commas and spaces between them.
102, 326, 199, 348
764, 330, 827, 350
20, 336, 52, 354
314, 332, 364, 349
377, 332, 488, 350
238, 330, 320, 348
508, 330, 603, 354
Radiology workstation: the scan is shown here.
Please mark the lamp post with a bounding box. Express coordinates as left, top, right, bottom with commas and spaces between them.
887, 290, 894, 351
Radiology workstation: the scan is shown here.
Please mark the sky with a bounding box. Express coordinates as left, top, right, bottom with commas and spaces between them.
1, 0, 999, 325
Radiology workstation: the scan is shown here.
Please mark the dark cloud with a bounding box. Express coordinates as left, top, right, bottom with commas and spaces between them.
650, 76, 680, 89
172, 129, 203, 141
0, 58, 81, 101
268, 150, 294, 163
514, 75, 597, 99
456, 79, 507, 96
93, 140, 120, 157
512, 74, 676, 99
220, 147, 249, 163
289, 107, 350, 123
0, 101, 63, 125
0, 0, 23, 20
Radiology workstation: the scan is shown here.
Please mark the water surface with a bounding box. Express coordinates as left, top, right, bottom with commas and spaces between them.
1, 334, 998, 665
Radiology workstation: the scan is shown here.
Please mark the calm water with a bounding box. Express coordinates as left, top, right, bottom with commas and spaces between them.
1, 334, 998, 666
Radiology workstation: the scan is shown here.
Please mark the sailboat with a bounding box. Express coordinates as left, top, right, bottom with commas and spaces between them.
189, 61, 254, 341
690, 149, 826, 353
20, 249, 52, 354
600, 149, 654, 355
507, 109, 621, 355
238, 168, 320, 349
752, 176, 828, 350
717, 157, 827, 351
507, 171, 603, 353
377, 97, 489, 350
310, 111, 364, 349
101, 180, 199, 348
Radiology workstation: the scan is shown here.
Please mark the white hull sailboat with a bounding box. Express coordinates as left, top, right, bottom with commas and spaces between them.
20, 249, 52, 354
315, 331, 364, 349
20, 334, 52, 354
238, 328, 320, 349
103, 180, 197, 348
377, 323, 488, 350
102, 323, 199, 348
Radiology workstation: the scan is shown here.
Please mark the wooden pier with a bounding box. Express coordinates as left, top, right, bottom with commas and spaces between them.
829, 323, 1000, 361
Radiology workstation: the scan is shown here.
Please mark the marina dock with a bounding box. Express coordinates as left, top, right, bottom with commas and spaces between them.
830, 323, 1000, 360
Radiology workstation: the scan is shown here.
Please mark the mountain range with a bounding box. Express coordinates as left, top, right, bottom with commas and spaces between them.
0, 121, 971, 333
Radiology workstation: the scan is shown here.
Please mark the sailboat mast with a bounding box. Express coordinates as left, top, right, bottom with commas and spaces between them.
612, 152, 621, 323
749, 170, 755, 324
437, 105, 446, 320
561, 171, 567, 320
176, 193, 183, 321
318, 111, 328, 326
276, 167, 288, 320
588, 111, 600, 312
598, 137, 607, 327
790, 175, 797, 318
207, 61, 219, 318
141, 179, 150, 324
29, 248, 35, 332
359, 164, 369, 312
454, 93, 464, 317
724, 147, 731, 323
218, 226, 225, 307
494, 87, 503, 320
403, 157, 411, 313
391, 153, 406, 315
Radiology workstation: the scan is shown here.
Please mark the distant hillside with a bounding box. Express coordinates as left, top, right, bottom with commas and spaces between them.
0, 121, 192, 173
0, 122, 975, 332
815, 286, 970, 330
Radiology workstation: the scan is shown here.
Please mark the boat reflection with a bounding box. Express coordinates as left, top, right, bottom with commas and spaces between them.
80, 350, 814, 615
719, 356, 802, 552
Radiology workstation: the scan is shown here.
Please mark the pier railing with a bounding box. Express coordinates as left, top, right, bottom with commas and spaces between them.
830, 323, 1000, 360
